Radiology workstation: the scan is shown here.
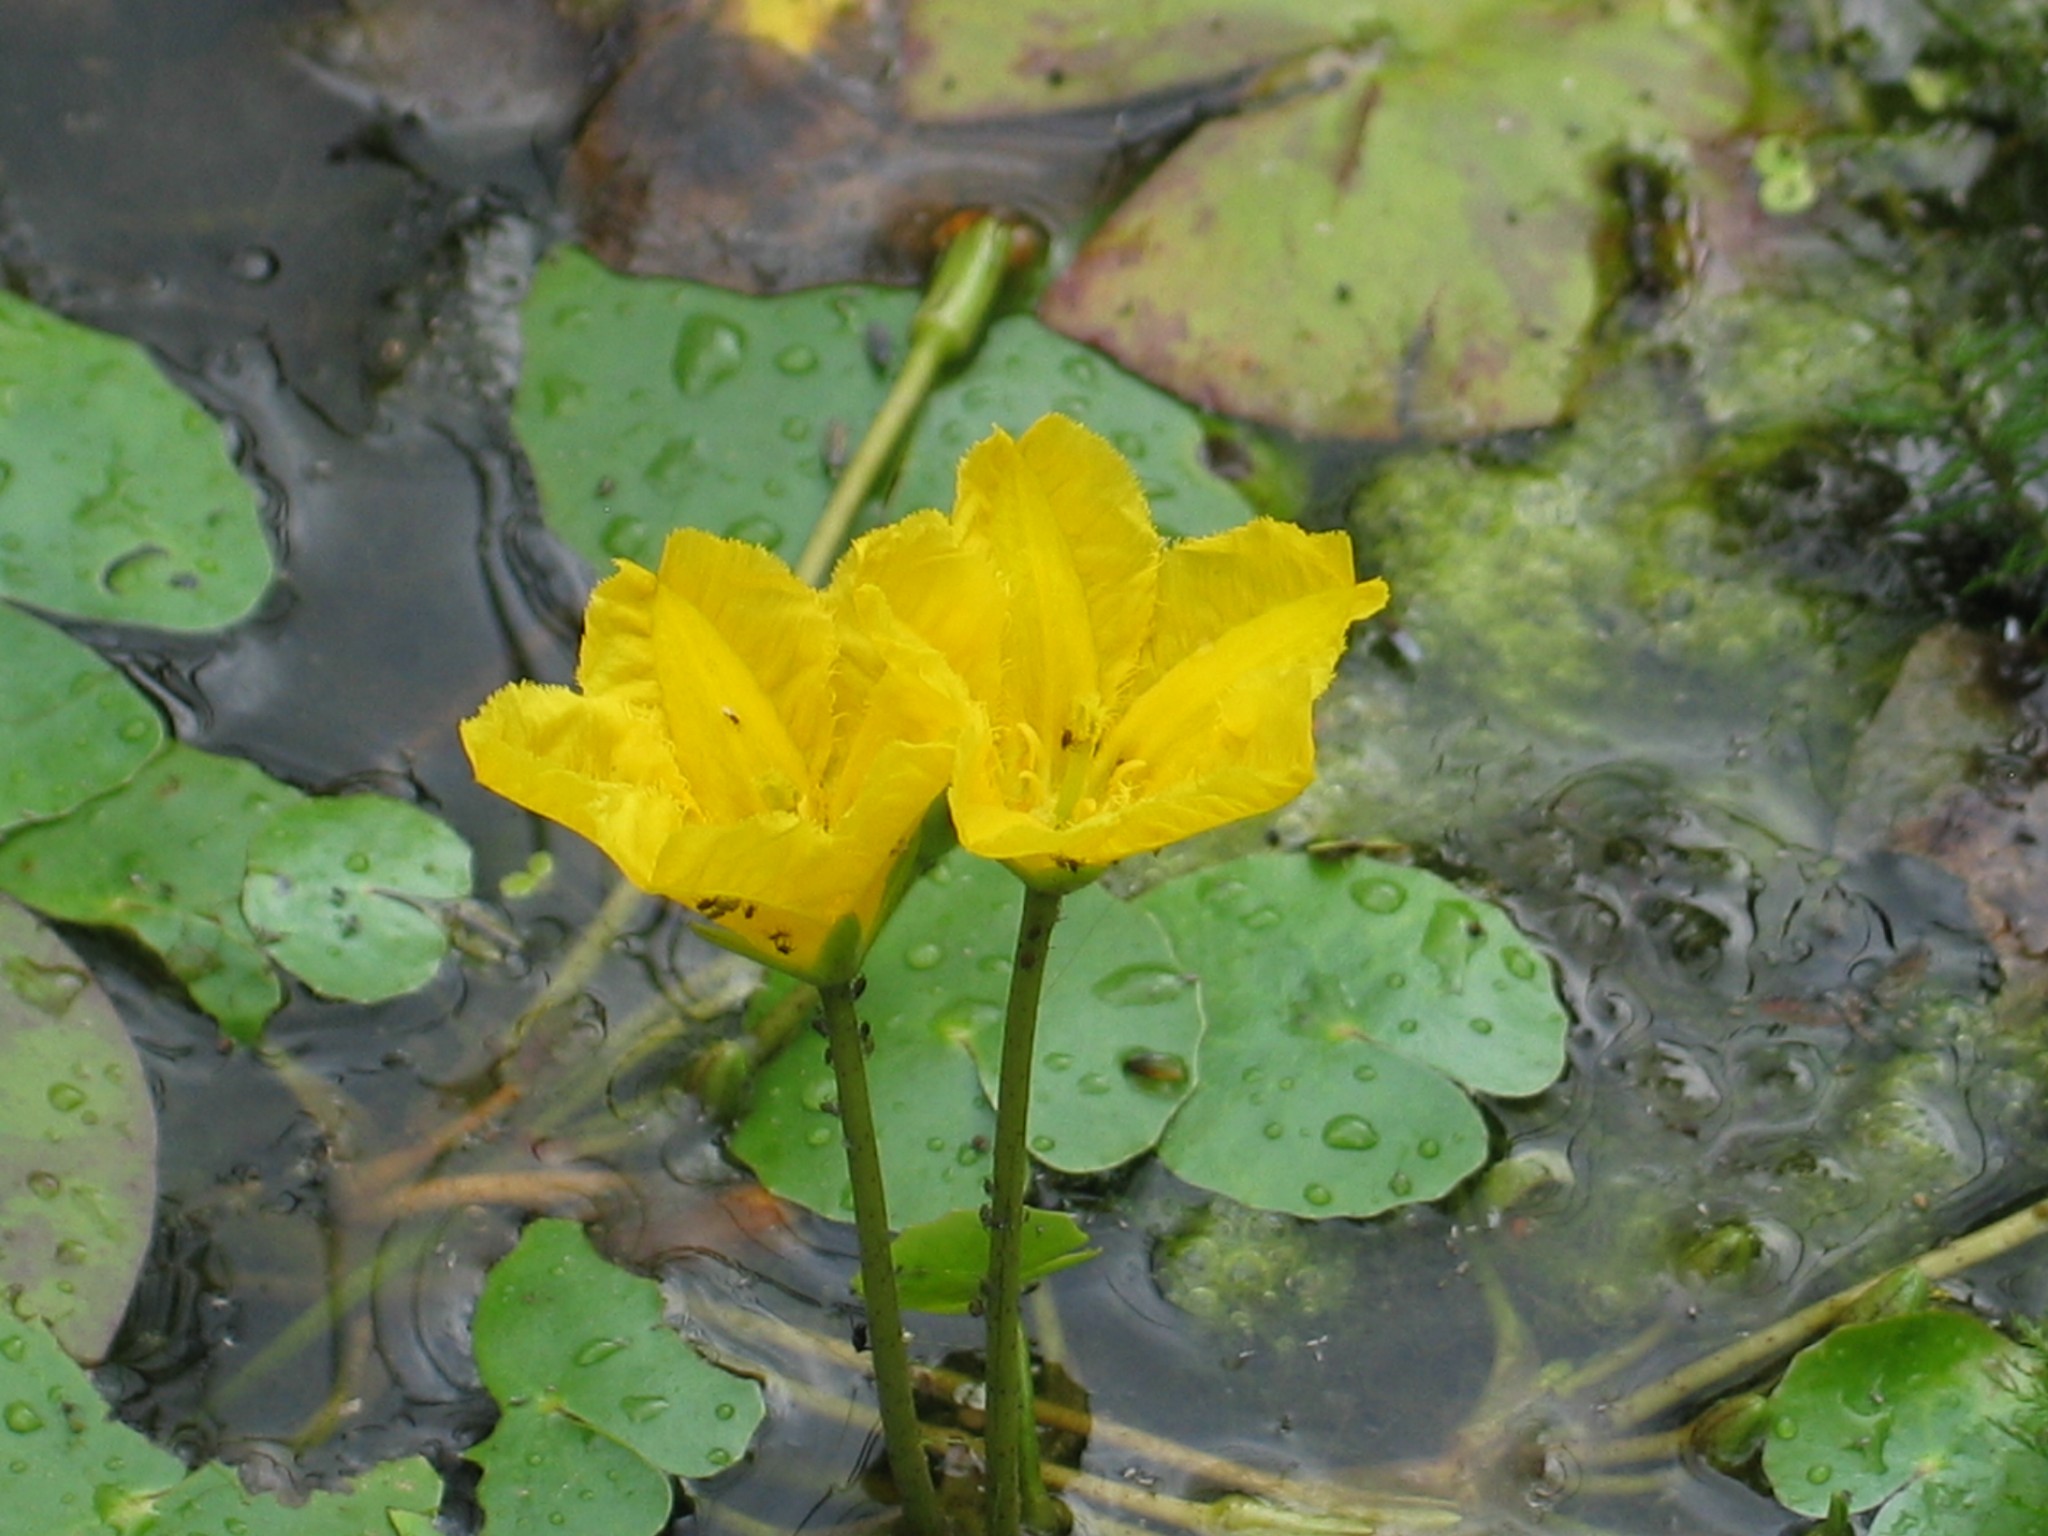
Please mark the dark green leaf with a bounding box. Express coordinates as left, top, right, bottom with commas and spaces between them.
0, 603, 161, 835
1143, 854, 1569, 1217
0, 898, 156, 1363
474, 1219, 764, 1487
0, 744, 297, 1041
241, 795, 473, 1003
0, 291, 273, 629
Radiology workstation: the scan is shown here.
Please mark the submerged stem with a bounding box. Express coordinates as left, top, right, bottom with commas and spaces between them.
818, 981, 944, 1536
1601, 1195, 2048, 1429
985, 886, 1065, 1536
792, 216, 1014, 586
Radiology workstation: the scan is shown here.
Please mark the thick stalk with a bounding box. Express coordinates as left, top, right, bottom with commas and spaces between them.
793, 216, 1013, 585
984, 886, 1065, 1536
818, 981, 944, 1536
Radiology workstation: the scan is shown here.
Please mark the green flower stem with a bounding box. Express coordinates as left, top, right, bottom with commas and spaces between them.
792, 216, 1014, 586
985, 885, 1065, 1536
817, 980, 944, 1536
1011, 1314, 1062, 1534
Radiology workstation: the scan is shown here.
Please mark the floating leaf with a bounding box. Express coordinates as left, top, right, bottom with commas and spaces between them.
241, 795, 473, 1003
885, 1207, 1097, 1315
914, 0, 1750, 438
1763, 1311, 2048, 1533
0, 897, 156, 1363
1142, 854, 1569, 1218
512, 248, 1251, 569
732, 852, 1202, 1225
0, 1312, 439, 1535
0, 744, 296, 1041
0, 601, 161, 835
0, 290, 272, 629
472, 1219, 764, 1536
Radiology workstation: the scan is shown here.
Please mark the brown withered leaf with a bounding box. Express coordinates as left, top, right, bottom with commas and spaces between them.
567, 6, 1213, 290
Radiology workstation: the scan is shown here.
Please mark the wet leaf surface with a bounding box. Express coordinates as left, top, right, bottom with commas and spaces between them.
0, 898, 156, 1364
514, 247, 1251, 570
1030, 1, 1749, 436
0, 602, 162, 835
0, 745, 297, 1041
1763, 1311, 2048, 1531
0, 1311, 438, 1535
472, 1219, 763, 1535
1143, 853, 1568, 1218
241, 795, 473, 1004
0, 291, 273, 629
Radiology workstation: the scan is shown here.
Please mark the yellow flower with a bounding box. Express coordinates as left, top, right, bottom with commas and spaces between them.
839, 415, 1389, 890
460, 529, 964, 983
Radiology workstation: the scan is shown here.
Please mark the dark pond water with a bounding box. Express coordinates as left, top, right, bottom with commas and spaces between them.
8, 4, 2048, 1534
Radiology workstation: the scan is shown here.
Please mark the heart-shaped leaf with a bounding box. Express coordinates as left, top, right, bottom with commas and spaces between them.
241, 795, 473, 1003
0, 602, 162, 836
472, 1219, 764, 1536
885, 1206, 1098, 1315
1141, 854, 1569, 1217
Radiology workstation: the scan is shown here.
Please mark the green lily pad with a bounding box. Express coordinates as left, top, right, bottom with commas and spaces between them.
0, 898, 157, 1364
472, 1219, 763, 1536
0, 1312, 439, 1536
732, 852, 1203, 1226
512, 248, 1252, 570
241, 795, 473, 1003
0, 602, 162, 835
885, 1207, 1098, 1315
1002, 0, 1749, 438
1763, 1311, 2048, 1531
1141, 854, 1569, 1218
0, 291, 273, 629
0, 744, 298, 1041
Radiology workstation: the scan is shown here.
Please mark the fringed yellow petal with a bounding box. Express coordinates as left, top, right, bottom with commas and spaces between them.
1147, 522, 1366, 680
1098, 580, 1387, 781
951, 426, 1103, 749
1012, 415, 1161, 707
577, 561, 662, 708
829, 509, 1006, 704
656, 530, 838, 766
460, 682, 694, 892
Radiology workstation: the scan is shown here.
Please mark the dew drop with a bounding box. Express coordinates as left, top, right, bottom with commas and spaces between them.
1061, 356, 1099, 385
1806, 1465, 1832, 1486
905, 942, 944, 971
3, 1403, 41, 1434
0, 1338, 21, 1362
1502, 946, 1539, 980
1417, 1138, 1441, 1159
775, 344, 820, 375
1383, 971, 1407, 990
25, 1172, 59, 1200
46, 1084, 85, 1113
1352, 1063, 1378, 1083
117, 718, 153, 743
799, 1078, 836, 1113
601, 514, 649, 560
1421, 899, 1487, 993
1350, 878, 1406, 914
708, 1447, 733, 1467
1303, 1184, 1333, 1208
1263, 1122, 1284, 1140
1091, 963, 1192, 1006
722, 513, 785, 550
1388, 1171, 1413, 1197
621, 1394, 671, 1423
956, 1143, 984, 1165
227, 245, 280, 284
1396, 1018, 1420, 1034
1031, 1134, 1055, 1153
54, 1241, 87, 1266
926, 1136, 948, 1152
805, 1126, 835, 1148
1321, 1115, 1380, 1151
1043, 1052, 1073, 1072
574, 1338, 627, 1366
1078, 1072, 1113, 1096
1240, 905, 1281, 931
780, 414, 812, 441
714, 1402, 738, 1421
673, 315, 746, 395
343, 851, 372, 874
1468, 1017, 1494, 1035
